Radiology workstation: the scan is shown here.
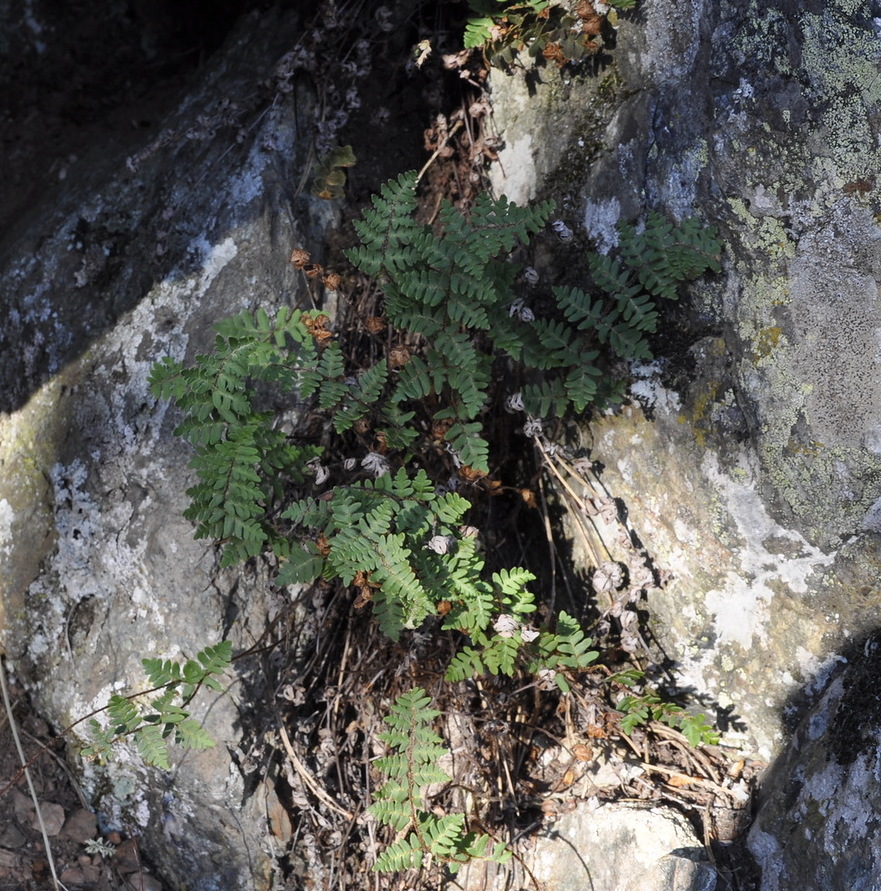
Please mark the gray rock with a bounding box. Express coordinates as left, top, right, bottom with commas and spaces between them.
529, 803, 716, 891
451, 802, 716, 891
748, 632, 881, 891
489, 0, 881, 766
0, 7, 332, 889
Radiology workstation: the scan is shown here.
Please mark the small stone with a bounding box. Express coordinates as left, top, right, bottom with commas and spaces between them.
30, 802, 65, 836
0, 824, 26, 849
60, 864, 101, 885
122, 872, 163, 891
0, 849, 21, 868
115, 838, 141, 873
60, 808, 98, 844
11, 789, 34, 823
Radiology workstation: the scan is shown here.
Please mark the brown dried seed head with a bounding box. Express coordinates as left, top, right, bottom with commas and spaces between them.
457, 465, 487, 482
290, 248, 310, 268
572, 743, 593, 762
322, 272, 341, 291
519, 488, 537, 508
388, 346, 411, 368
365, 316, 386, 335
542, 43, 567, 66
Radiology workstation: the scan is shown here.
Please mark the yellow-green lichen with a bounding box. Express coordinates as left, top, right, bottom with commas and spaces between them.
753, 326, 785, 360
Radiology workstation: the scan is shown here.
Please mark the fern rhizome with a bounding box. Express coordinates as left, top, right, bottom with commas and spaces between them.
92, 171, 722, 873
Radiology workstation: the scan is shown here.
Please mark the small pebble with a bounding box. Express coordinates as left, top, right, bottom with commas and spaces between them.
60, 808, 98, 844
30, 802, 65, 836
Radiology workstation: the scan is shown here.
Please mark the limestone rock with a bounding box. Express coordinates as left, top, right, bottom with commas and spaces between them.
528, 803, 716, 891
486, 1, 881, 886
0, 7, 330, 889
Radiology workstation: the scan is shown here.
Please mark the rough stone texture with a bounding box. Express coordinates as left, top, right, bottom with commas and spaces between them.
527, 803, 717, 891
487, 1, 881, 886
0, 7, 331, 889
748, 631, 881, 890
490, 0, 881, 763
452, 802, 716, 891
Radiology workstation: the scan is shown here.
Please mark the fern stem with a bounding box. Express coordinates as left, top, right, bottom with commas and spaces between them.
416, 120, 464, 186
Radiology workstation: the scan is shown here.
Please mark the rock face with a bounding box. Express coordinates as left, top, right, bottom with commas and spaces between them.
488, 0, 881, 886
452, 802, 716, 891
528, 803, 717, 891
4, 0, 881, 887
492, 0, 881, 753
0, 6, 330, 888
748, 630, 881, 890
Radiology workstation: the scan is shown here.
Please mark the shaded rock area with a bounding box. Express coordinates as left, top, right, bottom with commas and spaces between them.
748, 630, 881, 890
0, 2, 334, 888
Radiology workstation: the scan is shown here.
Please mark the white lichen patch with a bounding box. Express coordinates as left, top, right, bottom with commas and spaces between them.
700, 453, 834, 650
0, 499, 14, 561
630, 361, 682, 411
583, 196, 621, 254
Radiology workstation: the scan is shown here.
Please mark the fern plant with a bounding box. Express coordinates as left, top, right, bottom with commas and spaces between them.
146, 174, 721, 690
617, 689, 720, 747
82, 641, 232, 769
346, 172, 554, 471
369, 687, 511, 873
146, 174, 722, 686
346, 172, 721, 457
136, 175, 725, 874
149, 308, 322, 566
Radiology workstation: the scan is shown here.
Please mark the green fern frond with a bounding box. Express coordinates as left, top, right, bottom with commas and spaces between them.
347, 172, 421, 276
175, 718, 216, 750
522, 378, 569, 418
493, 567, 537, 616
107, 695, 140, 735
135, 723, 171, 769
483, 634, 521, 676
370, 687, 509, 873
445, 646, 487, 682
373, 834, 425, 872
444, 422, 490, 473
276, 541, 326, 585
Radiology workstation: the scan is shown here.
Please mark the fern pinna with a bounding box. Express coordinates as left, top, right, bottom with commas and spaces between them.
369, 687, 510, 873
82, 641, 232, 769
